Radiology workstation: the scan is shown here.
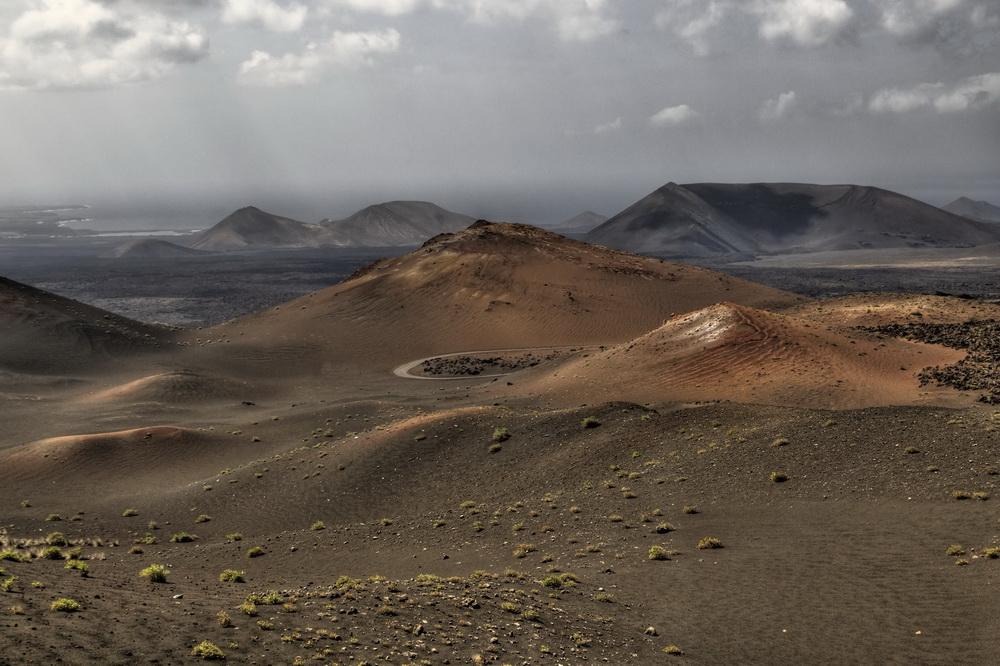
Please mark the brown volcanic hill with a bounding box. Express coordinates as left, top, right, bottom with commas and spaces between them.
0, 276, 172, 374
109, 238, 209, 259
527, 302, 965, 409
198, 222, 801, 373
320, 201, 476, 247
191, 206, 321, 251
588, 182, 1000, 257
943, 196, 1000, 223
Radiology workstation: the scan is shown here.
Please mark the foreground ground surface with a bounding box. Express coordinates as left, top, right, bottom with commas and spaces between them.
2, 224, 999, 664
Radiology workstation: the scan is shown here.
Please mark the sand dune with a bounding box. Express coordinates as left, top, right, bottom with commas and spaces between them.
194, 221, 801, 374
0, 426, 242, 494
528, 302, 966, 408
81, 369, 255, 404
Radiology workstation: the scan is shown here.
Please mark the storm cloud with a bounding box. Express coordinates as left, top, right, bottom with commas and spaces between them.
0, 0, 997, 220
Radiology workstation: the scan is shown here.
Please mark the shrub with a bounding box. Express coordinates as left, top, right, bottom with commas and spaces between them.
122, 509, 139, 517
648, 545, 669, 561
246, 547, 265, 559
50, 598, 81, 612
945, 544, 965, 556
500, 601, 520, 613
1, 577, 15, 593
904, 446, 920, 455
194, 515, 212, 524
225, 533, 243, 542
310, 521, 326, 531
662, 644, 684, 655
191, 640, 226, 660
379, 517, 393, 526
219, 569, 245, 583
983, 547, 1000, 559
239, 601, 257, 616
771, 438, 789, 447
45, 532, 68, 546
41, 547, 64, 560
952, 491, 971, 500
0, 551, 25, 563
581, 416, 601, 429
683, 505, 698, 514
655, 522, 675, 534
217, 610, 232, 628
170, 532, 197, 543
512, 543, 536, 559
128, 546, 144, 555
488, 443, 503, 454
973, 491, 990, 501
44, 514, 62, 522
139, 563, 170, 583
492, 427, 510, 443
770, 471, 788, 483
697, 536, 723, 550
64, 560, 88, 576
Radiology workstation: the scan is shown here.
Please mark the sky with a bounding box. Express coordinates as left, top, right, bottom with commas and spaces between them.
0, 0, 997, 225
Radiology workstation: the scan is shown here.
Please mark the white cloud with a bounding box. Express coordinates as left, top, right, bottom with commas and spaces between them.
222, 0, 307, 32
655, 0, 733, 56
758, 90, 798, 120
869, 72, 1000, 113
753, 0, 853, 46
877, 0, 963, 36
326, 0, 423, 16
323, 0, 619, 42
649, 104, 698, 127
0, 0, 208, 90
238, 27, 400, 86
593, 116, 622, 134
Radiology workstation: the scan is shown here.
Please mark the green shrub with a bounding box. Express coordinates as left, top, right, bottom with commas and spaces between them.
246, 546, 265, 559
492, 427, 511, 443
64, 560, 88, 576
770, 471, 788, 483
122, 509, 139, 517
191, 640, 225, 660
648, 545, 669, 561
41, 547, 64, 560
50, 598, 81, 612
219, 569, 245, 583
194, 514, 212, 524
581, 416, 601, 429
139, 563, 170, 583
697, 536, 723, 550
310, 521, 326, 531
170, 532, 197, 543
45, 532, 68, 546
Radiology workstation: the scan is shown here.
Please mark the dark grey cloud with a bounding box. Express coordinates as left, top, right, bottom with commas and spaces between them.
0, 0, 996, 218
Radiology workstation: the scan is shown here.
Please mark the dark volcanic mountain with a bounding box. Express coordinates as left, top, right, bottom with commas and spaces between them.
320, 201, 475, 247
550, 211, 608, 234
191, 207, 321, 251
0, 276, 171, 373
943, 197, 1000, 223
110, 238, 208, 259
587, 182, 1000, 257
